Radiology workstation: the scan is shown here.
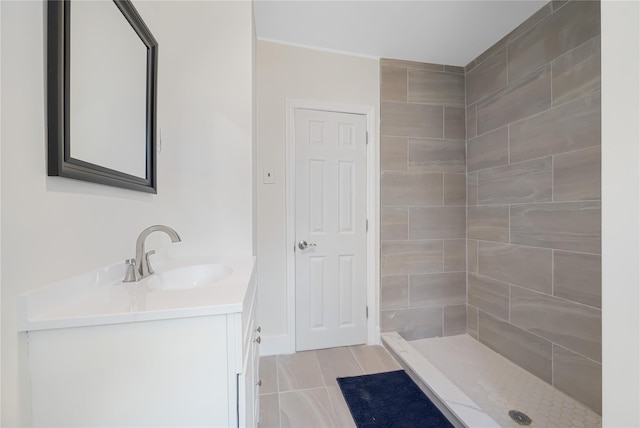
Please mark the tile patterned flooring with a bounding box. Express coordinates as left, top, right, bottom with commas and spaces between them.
258, 345, 401, 427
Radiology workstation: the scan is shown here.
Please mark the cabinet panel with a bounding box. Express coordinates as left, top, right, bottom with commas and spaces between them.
29, 317, 230, 427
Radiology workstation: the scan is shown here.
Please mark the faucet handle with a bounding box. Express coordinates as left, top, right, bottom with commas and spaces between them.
123, 258, 139, 283
145, 250, 156, 275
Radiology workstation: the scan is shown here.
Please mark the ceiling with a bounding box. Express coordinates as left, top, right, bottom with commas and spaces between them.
253, 1, 547, 67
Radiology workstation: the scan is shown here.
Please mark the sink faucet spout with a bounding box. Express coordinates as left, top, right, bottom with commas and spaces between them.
135, 225, 181, 279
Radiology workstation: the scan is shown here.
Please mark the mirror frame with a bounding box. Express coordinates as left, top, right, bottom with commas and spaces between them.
47, 0, 158, 193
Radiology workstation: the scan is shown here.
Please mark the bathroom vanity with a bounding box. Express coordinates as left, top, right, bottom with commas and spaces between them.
18, 256, 259, 427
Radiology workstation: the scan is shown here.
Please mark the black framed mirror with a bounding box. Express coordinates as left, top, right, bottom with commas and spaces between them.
47, 0, 158, 193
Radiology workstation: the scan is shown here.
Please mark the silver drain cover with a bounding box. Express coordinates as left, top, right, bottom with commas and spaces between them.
509, 410, 532, 425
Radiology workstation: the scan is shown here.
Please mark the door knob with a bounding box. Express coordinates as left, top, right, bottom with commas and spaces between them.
298, 240, 318, 250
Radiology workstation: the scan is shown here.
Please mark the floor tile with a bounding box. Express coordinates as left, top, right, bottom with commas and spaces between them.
327, 386, 356, 428
259, 393, 280, 428
259, 355, 278, 395
279, 388, 338, 428
277, 351, 324, 392
349, 344, 401, 374
316, 347, 364, 387
261, 344, 401, 427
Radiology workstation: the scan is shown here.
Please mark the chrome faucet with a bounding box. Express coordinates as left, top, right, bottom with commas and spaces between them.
133, 225, 182, 280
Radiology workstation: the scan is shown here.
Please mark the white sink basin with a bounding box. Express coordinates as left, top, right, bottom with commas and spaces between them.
145, 264, 233, 290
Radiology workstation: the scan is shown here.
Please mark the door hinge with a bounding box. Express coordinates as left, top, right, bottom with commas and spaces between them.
365, 131, 369, 145
366, 306, 369, 318
366, 219, 369, 232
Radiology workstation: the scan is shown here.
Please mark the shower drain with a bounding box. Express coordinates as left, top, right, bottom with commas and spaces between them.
509, 410, 532, 425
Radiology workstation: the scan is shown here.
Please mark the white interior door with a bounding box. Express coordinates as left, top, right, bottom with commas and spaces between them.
294, 108, 368, 351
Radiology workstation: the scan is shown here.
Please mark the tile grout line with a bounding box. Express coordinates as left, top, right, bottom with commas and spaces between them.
551, 154, 555, 202
551, 249, 555, 296
471, 236, 601, 257
550, 57, 554, 107
348, 346, 367, 375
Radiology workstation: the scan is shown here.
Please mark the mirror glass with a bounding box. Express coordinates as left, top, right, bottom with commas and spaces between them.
70, 1, 147, 178
47, 0, 158, 193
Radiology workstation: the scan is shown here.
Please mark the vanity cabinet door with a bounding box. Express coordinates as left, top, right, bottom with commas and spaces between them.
29, 317, 231, 427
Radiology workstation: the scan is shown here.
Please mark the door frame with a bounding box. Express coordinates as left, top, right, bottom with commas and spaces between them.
285, 99, 379, 353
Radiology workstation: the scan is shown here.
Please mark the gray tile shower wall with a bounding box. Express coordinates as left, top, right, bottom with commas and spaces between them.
465, 0, 601, 414
380, 59, 466, 340
380, 0, 601, 416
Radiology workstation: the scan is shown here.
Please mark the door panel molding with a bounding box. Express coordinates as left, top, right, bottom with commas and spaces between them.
285, 99, 379, 353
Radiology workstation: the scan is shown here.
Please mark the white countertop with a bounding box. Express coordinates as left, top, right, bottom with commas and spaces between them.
18, 255, 256, 332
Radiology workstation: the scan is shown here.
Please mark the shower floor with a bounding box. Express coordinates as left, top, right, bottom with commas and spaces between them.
382, 333, 601, 428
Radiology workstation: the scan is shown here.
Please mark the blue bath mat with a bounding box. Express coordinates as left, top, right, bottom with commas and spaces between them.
337, 370, 454, 427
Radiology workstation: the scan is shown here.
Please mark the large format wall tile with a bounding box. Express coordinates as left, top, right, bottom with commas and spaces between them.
444, 305, 467, 336
510, 201, 601, 253
445, 65, 465, 74
478, 241, 552, 294
466, 48, 507, 104
467, 205, 509, 242
478, 312, 553, 384
381, 240, 443, 276
477, 157, 552, 205
408, 139, 465, 173
508, 0, 600, 83
554, 251, 601, 308
381, 101, 443, 138
410, 272, 466, 308
381, 58, 444, 71
467, 306, 479, 339
381, 65, 407, 102
381, 207, 408, 241
409, 207, 466, 239
455, 0, 601, 410
467, 239, 478, 273
509, 91, 601, 163
510, 286, 601, 362
381, 307, 443, 340
381, 172, 443, 206
380, 136, 407, 171
476, 64, 551, 135
553, 345, 602, 414
379, 58, 466, 339
381, 275, 408, 310
552, 36, 601, 106
467, 172, 478, 206
407, 69, 465, 106
445, 107, 466, 140
553, 146, 601, 202
466, 127, 509, 172
444, 239, 466, 272
444, 173, 466, 206
467, 273, 509, 320
466, 104, 477, 139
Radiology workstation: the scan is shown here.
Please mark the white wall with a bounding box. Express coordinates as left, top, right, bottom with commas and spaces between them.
256, 41, 379, 354
0, 1, 255, 425
601, 1, 640, 426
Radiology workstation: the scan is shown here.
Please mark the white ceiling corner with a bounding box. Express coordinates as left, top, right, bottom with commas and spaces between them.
253, 0, 547, 66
